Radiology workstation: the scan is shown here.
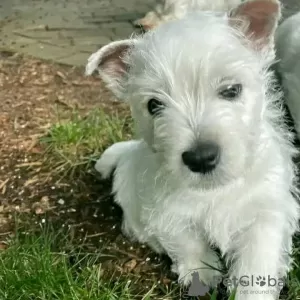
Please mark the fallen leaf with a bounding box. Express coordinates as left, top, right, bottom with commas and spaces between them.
162, 277, 171, 285
124, 259, 137, 272
0, 243, 7, 250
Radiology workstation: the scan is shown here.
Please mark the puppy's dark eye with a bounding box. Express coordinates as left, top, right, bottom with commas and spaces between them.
218, 84, 242, 100
147, 98, 164, 116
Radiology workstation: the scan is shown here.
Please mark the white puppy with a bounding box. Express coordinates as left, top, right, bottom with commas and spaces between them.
275, 11, 300, 140
134, 0, 241, 30
86, 0, 299, 299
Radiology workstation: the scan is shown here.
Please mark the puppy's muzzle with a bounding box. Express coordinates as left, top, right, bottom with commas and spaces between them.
182, 142, 220, 174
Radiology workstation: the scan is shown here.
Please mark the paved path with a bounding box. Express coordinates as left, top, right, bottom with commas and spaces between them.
0, 0, 299, 66
0, 0, 155, 66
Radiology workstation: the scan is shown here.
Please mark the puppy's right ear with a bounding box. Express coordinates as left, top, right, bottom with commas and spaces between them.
85, 40, 135, 99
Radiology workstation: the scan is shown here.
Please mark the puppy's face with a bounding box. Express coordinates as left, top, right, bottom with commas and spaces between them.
86, 0, 281, 188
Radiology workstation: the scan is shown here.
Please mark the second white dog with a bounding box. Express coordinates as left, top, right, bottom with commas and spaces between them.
275, 11, 300, 140
134, 0, 241, 30
87, 0, 299, 299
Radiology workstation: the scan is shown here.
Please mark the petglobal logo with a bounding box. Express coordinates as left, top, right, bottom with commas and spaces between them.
214, 275, 287, 288
181, 271, 290, 298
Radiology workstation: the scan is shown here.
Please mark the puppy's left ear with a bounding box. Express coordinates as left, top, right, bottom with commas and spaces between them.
229, 0, 281, 52
85, 39, 136, 99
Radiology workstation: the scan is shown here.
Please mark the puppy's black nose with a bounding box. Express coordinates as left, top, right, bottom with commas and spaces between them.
182, 143, 220, 174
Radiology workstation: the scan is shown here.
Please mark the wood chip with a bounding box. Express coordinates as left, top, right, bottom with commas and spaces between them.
56, 71, 66, 80
24, 178, 40, 187
0, 178, 9, 190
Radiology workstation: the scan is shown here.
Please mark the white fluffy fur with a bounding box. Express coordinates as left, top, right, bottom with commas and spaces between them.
134, 0, 241, 29
87, 1, 299, 299
275, 12, 300, 140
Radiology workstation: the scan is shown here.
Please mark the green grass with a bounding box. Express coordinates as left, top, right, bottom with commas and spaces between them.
287, 235, 300, 299
1, 226, 299, 300
0, 224, 220, 300
40, 109, 133, 177
0, 227, 149, 300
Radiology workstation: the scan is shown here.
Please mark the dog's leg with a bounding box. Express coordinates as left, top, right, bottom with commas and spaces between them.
121, 217, 165, 253
161, 234, 221, 286
100, 140, 165, 253
227, 218, 289, 300
95, 140, 141, 179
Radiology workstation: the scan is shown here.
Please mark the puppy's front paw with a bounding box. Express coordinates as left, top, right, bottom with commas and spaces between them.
94, 144, 123, 179
95, 141, 140, 179
178, 266, 219, 289
177, 252, 221, 287
95, 155, 115, 179
171, 262, 178, 274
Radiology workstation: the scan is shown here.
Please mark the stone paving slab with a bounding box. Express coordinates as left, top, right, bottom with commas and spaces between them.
0, 0, 155, 66
0, 0, 299, 67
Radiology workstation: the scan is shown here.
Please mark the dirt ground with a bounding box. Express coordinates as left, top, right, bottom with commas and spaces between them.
0, 52, 191, 299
